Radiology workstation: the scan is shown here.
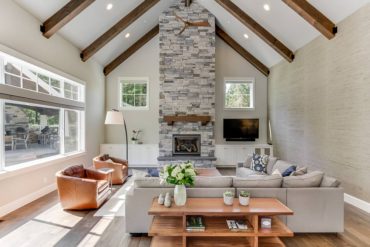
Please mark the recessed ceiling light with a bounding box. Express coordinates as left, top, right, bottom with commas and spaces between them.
106, 3, 113, 10
263, 4, 270, 11
125, 33, 130, 38
244, 33, 249, 39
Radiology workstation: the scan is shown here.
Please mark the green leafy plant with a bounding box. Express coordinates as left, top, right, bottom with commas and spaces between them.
160, 162, 196, 186
239, 191, 250, 197
223, 191, 234, 197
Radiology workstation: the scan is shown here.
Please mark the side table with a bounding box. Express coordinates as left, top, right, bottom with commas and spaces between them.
98, 167, 114, 191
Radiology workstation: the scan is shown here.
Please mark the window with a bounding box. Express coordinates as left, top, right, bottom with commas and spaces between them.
0, 51, 85, 170
224, 78, 254, 109
119, 78, 149, 109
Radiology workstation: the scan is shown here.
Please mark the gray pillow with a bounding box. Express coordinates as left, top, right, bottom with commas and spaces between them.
320, 176, 340, 187
272, 160, 297, 173
134, 177, 174, 188
194, 176, 233, 188
233, 175, 282, 188
283, 171, 324, 188
236, 167, 265, 178
244, 155, 253, 168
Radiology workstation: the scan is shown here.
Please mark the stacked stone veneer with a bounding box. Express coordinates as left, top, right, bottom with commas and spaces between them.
158, 0, 216, 166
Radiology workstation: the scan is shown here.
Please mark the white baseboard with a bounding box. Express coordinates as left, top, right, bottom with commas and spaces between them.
344, 193, 370, 213
0, 183, 56, 218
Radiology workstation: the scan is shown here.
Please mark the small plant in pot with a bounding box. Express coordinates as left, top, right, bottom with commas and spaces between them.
239, 191, 250, 206
223, 191, 234, 206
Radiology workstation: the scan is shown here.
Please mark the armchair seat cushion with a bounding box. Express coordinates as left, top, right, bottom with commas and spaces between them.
97, 180, 109, 194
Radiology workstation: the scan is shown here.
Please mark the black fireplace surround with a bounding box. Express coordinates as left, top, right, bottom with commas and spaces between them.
172, 134, 201, 156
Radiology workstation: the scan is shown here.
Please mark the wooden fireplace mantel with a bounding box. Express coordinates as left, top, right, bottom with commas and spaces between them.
163, 115, 211, 126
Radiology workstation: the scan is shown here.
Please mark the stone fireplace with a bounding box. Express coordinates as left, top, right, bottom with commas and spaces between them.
158, 0, 216, 166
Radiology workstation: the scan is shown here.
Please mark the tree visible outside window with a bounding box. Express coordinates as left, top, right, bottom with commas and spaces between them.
119, 78, 149, 109
224, 79, 254, 109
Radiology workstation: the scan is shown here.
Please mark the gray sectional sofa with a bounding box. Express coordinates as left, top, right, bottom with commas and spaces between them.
125, 159, 343, 234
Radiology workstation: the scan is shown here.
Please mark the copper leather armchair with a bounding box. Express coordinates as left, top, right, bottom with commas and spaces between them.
56, 165, 110, 210
93, 154, 128, 185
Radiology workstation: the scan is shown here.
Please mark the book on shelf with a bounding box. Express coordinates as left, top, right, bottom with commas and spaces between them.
226, 219, 250, 232
186, 216, 205, 232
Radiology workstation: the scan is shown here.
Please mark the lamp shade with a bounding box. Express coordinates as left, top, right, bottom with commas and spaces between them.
105, 110, 124, 125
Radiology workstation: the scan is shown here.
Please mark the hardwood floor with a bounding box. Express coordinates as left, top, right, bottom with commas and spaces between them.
0, 184, 369, 246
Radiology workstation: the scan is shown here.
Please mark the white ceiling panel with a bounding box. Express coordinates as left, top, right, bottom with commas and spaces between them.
14, 0, 370, 69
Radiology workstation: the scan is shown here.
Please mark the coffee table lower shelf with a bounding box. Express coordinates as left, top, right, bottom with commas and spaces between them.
151, 236, 285, 247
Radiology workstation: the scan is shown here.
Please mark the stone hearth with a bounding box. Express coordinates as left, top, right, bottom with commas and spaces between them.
158, 0, 216, 167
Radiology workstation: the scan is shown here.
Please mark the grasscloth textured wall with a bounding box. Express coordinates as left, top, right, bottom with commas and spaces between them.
268, 4, 370, 202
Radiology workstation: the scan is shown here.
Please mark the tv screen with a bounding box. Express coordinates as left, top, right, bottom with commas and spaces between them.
223, 119, 259, 141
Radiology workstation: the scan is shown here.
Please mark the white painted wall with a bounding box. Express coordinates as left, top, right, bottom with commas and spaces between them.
105, 37, 160, 145
105, 36, 268, 145
215, 37, 268, 144
0, 0, 105, 214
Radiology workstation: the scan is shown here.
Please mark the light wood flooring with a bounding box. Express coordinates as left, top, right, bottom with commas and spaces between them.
0, 173, 370, 246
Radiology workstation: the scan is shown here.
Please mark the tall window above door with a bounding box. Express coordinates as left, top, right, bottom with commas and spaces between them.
224, 78, 255, 110
119, 77, 149, 110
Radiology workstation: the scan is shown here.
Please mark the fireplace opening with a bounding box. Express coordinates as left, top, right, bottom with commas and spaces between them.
173, 134, 201, 156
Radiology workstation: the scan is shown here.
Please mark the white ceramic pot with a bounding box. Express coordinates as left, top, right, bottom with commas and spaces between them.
223, 195, 234, 206
174, 184, 187, 206
239, 195, 250, 206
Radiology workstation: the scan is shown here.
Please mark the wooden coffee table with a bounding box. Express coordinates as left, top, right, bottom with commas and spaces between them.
148, 197, 293, 247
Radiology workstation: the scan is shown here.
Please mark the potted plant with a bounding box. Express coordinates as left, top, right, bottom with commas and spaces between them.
160, 162, 196, 206
131, 129, 142, 144
223, 191, 234, 206
239, 191, 250, 206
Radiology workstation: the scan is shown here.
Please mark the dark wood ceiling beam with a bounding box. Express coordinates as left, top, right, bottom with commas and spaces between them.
282, 0, 337, 39
41, 0, 95, 39
104, 25, 159, 76
81, 0, 159, 62
215, 0, 294, 62
216, 26, 270, 77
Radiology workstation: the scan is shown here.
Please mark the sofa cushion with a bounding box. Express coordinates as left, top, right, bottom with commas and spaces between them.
251, 153, 269, 173
134, 177, 174, 188
320, 176, 340, 187
236, 167, 265, 178
194, 176, 233, 188
283, 171, 324, 188
63, 165, 85, 178
272, 160, 297, 174
233, 175, 283, 188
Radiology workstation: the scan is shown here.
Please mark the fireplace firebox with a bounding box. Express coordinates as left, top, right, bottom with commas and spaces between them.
173, 134, 201, 156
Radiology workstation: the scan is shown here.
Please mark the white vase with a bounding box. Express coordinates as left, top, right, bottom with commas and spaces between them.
239, 196, 250, 206
174, 184, 187, 206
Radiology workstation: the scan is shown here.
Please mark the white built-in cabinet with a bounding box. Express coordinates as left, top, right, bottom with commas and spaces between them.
100, 144, 273, 167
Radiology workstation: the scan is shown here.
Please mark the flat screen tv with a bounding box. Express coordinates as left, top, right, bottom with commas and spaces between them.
223, 119, 259, 141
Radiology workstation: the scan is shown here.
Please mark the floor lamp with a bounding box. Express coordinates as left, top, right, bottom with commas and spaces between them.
105, 109, 128, 161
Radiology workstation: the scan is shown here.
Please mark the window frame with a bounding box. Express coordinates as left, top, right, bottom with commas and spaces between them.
0, 45, 86, 173
118, 77, 149, 110
223, 77, 255, 110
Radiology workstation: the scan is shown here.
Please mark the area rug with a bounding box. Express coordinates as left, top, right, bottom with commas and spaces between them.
94, 178, 134, 217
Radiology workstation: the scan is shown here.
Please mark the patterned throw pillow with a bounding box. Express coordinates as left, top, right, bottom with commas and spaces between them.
251, 153, 269, 173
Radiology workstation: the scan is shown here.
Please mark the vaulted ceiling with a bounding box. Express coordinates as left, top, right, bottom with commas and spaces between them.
15, 0, 369, 75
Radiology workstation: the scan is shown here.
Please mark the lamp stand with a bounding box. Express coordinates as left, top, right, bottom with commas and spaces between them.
124, 119, 128, 161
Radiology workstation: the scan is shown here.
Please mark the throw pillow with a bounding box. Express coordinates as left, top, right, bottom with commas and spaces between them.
147, 168, 160, 177
290, 167, 307, 176
251, 153, 269, 173
282, 166, 296, 177
271, 169, 282, 177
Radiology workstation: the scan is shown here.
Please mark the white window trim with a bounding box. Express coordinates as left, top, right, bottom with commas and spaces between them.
224, 77, 255, 111
0, 44, 86, 173
118, 77, 150, 111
